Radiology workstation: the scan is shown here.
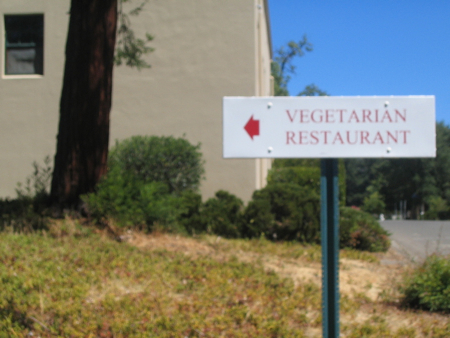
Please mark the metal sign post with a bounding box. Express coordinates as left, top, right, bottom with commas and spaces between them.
223, 96, 436, 338
321, 159, 339, 338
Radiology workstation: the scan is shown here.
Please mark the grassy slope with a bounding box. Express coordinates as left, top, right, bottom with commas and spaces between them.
0, 221, 449, 337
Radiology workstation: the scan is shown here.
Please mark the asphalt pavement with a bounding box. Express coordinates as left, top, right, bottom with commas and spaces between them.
380, 220, 450, 262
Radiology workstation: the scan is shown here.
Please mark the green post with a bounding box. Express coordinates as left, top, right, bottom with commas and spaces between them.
320, 159, 340, 338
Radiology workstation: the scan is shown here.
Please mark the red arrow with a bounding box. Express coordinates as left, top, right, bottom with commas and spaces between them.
244, 115, 260, 140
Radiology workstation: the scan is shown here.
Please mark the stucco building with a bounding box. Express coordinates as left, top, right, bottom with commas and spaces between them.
0, 0, 272, 201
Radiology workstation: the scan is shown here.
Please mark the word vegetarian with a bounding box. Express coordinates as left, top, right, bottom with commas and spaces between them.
286, 108, 410, 146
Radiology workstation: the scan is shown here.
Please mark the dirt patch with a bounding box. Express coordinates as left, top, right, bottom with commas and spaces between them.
128, 232, 215, 258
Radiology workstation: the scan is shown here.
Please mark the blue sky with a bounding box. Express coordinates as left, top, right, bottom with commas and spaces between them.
268, 1, 449, 125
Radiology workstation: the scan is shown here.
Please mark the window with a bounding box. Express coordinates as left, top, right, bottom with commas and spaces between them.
4, 14, 44, 75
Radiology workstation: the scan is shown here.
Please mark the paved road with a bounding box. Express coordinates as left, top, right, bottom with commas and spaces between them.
380, 220, 450, 262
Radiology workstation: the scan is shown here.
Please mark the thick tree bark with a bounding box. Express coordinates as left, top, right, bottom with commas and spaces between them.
51, 0, 118, 208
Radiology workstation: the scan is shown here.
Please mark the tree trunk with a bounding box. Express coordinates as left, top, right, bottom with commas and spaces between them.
51, 0, 117, 208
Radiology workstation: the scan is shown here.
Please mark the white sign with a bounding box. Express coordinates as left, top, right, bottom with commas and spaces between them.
223, 96, 435, 158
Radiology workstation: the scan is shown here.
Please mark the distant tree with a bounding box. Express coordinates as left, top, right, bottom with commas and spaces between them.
362, 188, 386, 215
271, 36, 312, 96
50, 0, 153, 209
298, 84, 328, 97
434, 122, 450, 202
271, 36, 327, 97
345, 122, 450, 219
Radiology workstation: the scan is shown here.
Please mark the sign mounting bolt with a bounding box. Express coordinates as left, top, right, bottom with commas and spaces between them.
267, 102, 273, 109
384, 101, 389, 107
268, 147, 273, 153
387, 147, 392, 153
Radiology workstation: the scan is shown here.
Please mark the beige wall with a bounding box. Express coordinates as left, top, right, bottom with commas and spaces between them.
0, 0, 69, 198
254, 0, 273, 190
0, 0, 272, 202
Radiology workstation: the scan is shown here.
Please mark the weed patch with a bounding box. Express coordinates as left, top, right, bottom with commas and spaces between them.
400, 254, 450, 312
0, 226, 449, 337
0, 231, 317, 336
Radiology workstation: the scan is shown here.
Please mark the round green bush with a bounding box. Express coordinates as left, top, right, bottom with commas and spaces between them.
202, 190, 244, 238
109, 135, 204, 194
82, 135, 204, 231
83, 166, 184, 229
241, 183, 320, 242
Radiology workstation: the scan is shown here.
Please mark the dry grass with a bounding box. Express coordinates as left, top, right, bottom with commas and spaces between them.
128, 231, 450, 337
1, 221, 449, 337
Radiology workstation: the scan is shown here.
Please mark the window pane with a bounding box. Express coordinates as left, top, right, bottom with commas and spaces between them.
4, 14, 44, 75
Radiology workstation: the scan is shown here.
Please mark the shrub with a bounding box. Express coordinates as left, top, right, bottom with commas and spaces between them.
83, 167, 146, 226
269, 158, 346, 206
239, 185, 390, 252
83, 166, 184, 231
83, 135, 205, 231
202, 190, 243, 238
240, 197, 275, 239
241, 183, 320, 242
108, 135, 204, 194
268, 166, 320, 191
339, 206, 390, 252
400, 255, 450, 312
177, 190, 205, 235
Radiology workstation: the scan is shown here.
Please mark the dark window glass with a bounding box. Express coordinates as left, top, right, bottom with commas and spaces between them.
4, 14, 44, 75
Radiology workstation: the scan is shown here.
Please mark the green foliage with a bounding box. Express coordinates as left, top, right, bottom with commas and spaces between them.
245, 159, 389, 251
271, 37, 312, 96
400, 255, 450, 312
272, 158, 319, 168
0, 226, 445, 336
0, 157, 52, 232
115, 0, 154, 69
270, 158, 346, 206
241, 183, 320, 242
268, 166, 321, 191
83, 167, 183, 231
362, 190, 386, 215
83, 135, 204, 231
270, 61, 289, 96
176, 190, 205, 235
345, 122, 450, 219
202, 190, 244, 238
239, 196, 274, 239
109, 135, 204, 194
82, 167, 143, 226
298, 84, 328, 96
425, 196, 450, 220
239, 181, 390, 252
340, 207, 390, 252
271, 37, 328, 98
0, 198, 47, 233
0, 231, 315, 336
